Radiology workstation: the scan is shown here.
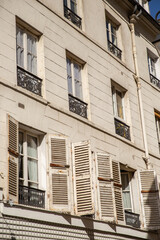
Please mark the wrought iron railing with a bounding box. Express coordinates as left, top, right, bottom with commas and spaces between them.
64, 5, 82, 28
108, 40, 122, 60
19, 185, 45, 208
114, 118, 130, 140
17, 66, 42, 96
150, 74, 160, 89
69, 94, 87, 118
125, 211, 140, 228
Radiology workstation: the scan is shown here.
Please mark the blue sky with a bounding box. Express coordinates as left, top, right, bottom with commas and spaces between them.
149, 0, 160, 19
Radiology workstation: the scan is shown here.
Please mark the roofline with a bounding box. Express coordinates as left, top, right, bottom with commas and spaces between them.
127, 0, 160, 31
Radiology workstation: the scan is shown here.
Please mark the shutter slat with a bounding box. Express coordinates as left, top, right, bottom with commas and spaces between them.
8, 115, 18, 203
112, 161, 124, 222
73, 141, 93, 215
51, 138, 66, 166
139, 170, 160, 229
50, 137, 69, 211
97, 154, 115, 221
8, 115, 18, 154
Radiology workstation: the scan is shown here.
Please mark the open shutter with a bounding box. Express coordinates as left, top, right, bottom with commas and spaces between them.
72, 141, 93, 215
96, 153, 115, 221
112, 161, 124, 223
49, 137, 69, 212
139, 170, 160, 229
8, 115, 19, 203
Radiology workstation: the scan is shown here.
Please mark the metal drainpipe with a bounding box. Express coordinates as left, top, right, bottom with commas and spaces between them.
129, 14, 150, 169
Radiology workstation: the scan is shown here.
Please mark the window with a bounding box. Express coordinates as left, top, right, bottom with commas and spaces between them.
155, 111, 160, 152
16, 23, 42, 96
148, 53, 160, 89
8, 115, 45, 208
106, 18, 122, 59
121, 168, 140, 228
112, 83, 130, 140
66, 55, 87, 118
121, 171, 132, 212
19, 131, 38, 188
64, 0, 82, 28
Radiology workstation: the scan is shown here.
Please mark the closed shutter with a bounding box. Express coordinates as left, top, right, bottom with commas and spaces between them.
72, 141, 93, 215
112, 161, 124, 222
96, 153, 115, 221
139, 170, 160, 229
8, 115, 19, 203
49, 136, 69, 212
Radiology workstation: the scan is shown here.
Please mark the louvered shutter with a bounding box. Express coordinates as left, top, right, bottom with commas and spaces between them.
49, 137, 69, 212
72, 141, 93, 215
96, 153, 115, 221
8, 115, 19, 203
139, 170, 160, 229
112, 161, 124, 222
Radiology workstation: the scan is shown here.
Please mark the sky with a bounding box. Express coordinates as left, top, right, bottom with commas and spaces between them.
149, 0, 160, 19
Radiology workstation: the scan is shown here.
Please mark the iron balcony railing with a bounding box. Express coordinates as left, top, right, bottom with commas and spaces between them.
17, 66, 42, 96
108, 40, 122, 60
114, 118, 130, 140
69, 94, 87, 118
125, 211, 140, 228
64, 5, 82, 28
19, 185, 45, 208
150, 73, 160, 89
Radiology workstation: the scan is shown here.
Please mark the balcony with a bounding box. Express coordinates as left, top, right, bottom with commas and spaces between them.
150, 74, 160, 89
125, 211, 140, 228
19, 185, 45, 208
64, 5, 82, 28
69, 94, 87, 118
114, 118, 130, 140
108, 40, 122, 60
17, 66, 42, 96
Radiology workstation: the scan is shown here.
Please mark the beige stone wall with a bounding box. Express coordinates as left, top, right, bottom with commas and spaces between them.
0, 0, 160, 235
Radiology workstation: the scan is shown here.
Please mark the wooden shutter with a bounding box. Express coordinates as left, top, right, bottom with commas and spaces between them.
8, 115, 19, 203
96, 153, 115, 221
72, 141, 93, 215
49, 136, 69, 212
139, 170, 160, 229
112, 161, 124, 222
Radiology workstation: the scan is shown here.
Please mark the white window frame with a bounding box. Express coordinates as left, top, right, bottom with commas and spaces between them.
66, 56, 84, 100
121, 171, 133, 212
19, 130, 39, 189
112, 85, 126, 121
106, 18, 118, 46
16, 24, 38, 76
148, 55, 156, 77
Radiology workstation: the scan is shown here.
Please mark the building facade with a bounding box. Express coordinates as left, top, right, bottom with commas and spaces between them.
0, 0, 160, 239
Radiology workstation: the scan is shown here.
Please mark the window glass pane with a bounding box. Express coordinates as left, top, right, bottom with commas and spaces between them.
19, 155, 24, 179
106, 21, 110, 41
121, 173, 132, 210
74, 62, 82, 99
67, 58, 73, 94
27, 135, 38, 159
16, 27, 24, 67
27, 34, 37, 74
121, 174, 129, 191
70, 0, 77, 13
19, 132, 23, 154
19, 132, 24, 179
63, 0, 67, 6
28, 158, 38, 183
116, 90, 124, 119
123, 192, 132, 210
111, 25, 117, 45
